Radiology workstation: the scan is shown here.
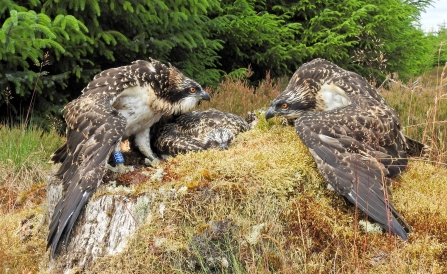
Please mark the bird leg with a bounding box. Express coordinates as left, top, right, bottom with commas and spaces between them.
106, 163, 134, 173
106, 142, 134, 174
144, 154, 161, 166
135, 129, 161, 166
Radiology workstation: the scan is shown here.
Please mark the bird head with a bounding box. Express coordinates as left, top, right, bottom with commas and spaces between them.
265, 68, 351, 120
266, 75, 321, 120
203, 128, 234, 151
147, 58, 211, 114
167, 66, 210, 105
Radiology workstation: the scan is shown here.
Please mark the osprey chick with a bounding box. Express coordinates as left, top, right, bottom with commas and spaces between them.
47, 58, 210, 257
266, 58, 412, 240
152, 109, 249, 157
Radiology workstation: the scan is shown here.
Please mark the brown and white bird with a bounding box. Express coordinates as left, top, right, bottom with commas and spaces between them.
266, 58, 412, 240
152, 108, 249, 158
47, 58, 210, 257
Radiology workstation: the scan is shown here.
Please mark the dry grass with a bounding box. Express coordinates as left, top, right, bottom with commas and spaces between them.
0, 125, 63, 215
380, 63, 447, 164
0, 206, 47, 273
198, 67, 284, 118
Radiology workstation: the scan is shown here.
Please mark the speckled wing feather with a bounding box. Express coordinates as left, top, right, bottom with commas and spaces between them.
81, 59, 171, 97
295, 95, 411, 239
47, 92, 126, 257
153, 109, 249, 156
266, 58, 414, 240
51, 58, 174, 168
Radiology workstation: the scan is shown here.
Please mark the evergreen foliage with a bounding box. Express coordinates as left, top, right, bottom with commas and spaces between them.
1, 0, 90, 122
0, 0, 441, 126
262, 0, 435, 81
422, 25, 447, 68
350, 0, 429, 79
209, 0, 303, 80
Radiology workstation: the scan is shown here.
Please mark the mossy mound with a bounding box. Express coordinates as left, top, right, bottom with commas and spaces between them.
91, 123, 447, 273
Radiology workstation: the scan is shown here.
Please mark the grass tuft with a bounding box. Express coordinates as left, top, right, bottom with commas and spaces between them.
381, 64, 447, 164
0, 124, 63, 214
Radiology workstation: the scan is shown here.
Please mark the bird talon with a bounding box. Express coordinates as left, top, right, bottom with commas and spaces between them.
144, 155, 161, 166
106, 163, 134, 173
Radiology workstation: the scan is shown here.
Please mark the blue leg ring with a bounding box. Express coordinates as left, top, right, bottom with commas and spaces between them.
113, 152, 125, 164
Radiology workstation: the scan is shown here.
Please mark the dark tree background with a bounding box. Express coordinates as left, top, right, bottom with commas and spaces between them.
0, 0, 443, 127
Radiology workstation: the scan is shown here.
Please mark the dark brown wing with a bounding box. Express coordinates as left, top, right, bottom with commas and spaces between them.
47, 92, 126, 257
47, 59, 172, 257
295, 96, 411, 239
405, 136, 431, 159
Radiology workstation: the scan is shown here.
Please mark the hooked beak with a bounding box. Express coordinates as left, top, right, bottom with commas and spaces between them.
219, 143, 229, 150
265, 107, 276, 120
199, 89, 211, 101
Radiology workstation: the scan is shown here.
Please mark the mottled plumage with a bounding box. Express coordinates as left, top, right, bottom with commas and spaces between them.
152, 109, 249, 157
47, 59, 210, 257
266, 58, 412, 240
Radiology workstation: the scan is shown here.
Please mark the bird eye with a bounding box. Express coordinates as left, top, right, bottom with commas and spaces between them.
190, 87, 196, 93
229, 138, 233, 143
281, 103, 288, 109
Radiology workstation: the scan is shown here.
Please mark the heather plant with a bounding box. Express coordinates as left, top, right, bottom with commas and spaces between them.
199, 67, 282, 118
